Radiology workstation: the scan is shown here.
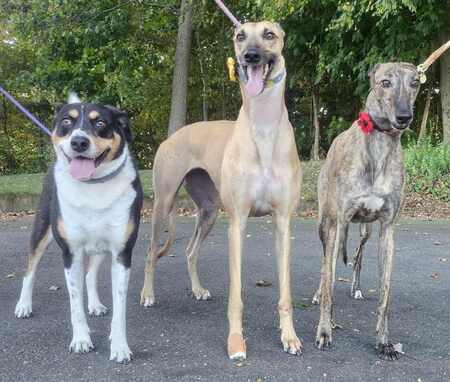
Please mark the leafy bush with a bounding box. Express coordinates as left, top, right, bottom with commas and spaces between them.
404, 140, 450, 201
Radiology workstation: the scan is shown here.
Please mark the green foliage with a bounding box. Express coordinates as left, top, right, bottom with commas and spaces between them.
0, 1, 448, 175
404, 140, 450, 201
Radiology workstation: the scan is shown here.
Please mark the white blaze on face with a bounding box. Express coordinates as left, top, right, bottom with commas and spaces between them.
246, 66, 264, 97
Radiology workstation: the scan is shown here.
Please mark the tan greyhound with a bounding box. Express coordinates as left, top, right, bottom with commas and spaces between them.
140, 21, 302, 360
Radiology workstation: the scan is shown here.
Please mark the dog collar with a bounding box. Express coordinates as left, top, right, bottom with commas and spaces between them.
82, 154, 127, 184
237, 66, 285, 90
357, 112, 374, 135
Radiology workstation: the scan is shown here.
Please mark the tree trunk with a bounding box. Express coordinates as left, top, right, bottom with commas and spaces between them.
195, 31, 208, 121
419, 91, 432, 142
167, 0, 194, 135
311, 87, 320, 160
440, 29, 450, 143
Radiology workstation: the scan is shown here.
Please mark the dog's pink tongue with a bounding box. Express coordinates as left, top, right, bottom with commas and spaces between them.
245, 65, 264, 97
69, 157, 96, 181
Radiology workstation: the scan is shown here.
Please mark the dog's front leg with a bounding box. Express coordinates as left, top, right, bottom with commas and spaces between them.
65, 250, 93, 354
376, 222, 400, 360
316, 220, 343, 349
274, 213, 302, 355
227, 214, 247, 361
109, 254, 132, 363
86, 254, 108, 316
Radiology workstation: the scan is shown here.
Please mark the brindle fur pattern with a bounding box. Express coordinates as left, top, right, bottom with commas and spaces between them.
314, 63, 421, 361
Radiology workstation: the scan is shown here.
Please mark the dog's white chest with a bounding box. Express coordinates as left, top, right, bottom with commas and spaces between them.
250, 168, 281, 215
55, 162, 137, 255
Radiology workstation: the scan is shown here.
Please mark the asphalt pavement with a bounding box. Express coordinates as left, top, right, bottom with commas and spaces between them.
0, 216, 449, 381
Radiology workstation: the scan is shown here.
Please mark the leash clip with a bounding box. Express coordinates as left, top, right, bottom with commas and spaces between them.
227, 57, 237, 82
417, 64, 427, 84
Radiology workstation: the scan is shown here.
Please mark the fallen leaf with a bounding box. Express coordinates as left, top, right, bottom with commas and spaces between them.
256, 280, 272, 287
439, 257, 448, 262
246, 234, 252, 238
49, 285, 60, 291
293, 302, 311, 310
431, 272, 439, 279
368, 289, 377, 293
337, 277, 350, 283
433, 241, 443, 246
169, 254, 176, 257
6, 273, 16, 279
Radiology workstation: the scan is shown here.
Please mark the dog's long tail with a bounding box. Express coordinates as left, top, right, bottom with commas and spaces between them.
156, 210, 176, 259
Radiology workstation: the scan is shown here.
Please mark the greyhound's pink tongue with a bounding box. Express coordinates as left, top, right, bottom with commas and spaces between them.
245, 65, 264, 97
69, 157, 96, 181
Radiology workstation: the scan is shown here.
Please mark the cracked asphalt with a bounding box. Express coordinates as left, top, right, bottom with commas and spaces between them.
1, 216, 449, 381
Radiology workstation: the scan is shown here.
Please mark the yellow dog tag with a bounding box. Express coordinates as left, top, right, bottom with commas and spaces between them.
227, 57, 237, 82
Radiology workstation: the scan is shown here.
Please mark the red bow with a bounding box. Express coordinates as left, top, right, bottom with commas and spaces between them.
357, 112, 374, 135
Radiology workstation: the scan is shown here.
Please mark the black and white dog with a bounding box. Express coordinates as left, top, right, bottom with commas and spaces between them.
15, 94, 143, 363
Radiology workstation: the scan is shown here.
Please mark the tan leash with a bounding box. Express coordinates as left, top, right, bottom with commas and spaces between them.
417, 39, 450, 83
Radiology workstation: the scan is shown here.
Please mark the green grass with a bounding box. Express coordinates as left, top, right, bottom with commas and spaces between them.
0, 162, 323, 202
404, 141, 450, 201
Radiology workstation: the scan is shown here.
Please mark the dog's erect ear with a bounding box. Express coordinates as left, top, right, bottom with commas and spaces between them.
105, 105, 133, 143
368, 64, 381, 87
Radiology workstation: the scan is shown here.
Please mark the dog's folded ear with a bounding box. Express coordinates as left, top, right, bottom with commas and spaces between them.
368, 64, 381, 87
105, 105, 133, 143
274, 22, 285, 38
55, 103, 65, 114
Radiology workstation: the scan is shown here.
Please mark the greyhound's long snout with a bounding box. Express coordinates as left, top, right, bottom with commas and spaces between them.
244, 48, 262, 64
395, 111, 412, 127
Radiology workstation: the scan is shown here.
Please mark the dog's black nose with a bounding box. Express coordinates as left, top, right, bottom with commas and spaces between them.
71, 136, 90, 153
244, 49, 261, 64
395, 114, 412, 126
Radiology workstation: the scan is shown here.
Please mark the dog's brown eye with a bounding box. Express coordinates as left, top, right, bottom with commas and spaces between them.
96, 120, 106, 129
61, 118, 72, 126
264, 31, 275, 40
381, 80, 392, 88
236, 32, 245, 42
411, 79, 420, 88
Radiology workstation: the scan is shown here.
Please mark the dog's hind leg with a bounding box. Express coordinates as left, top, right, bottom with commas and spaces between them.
312, 215, 329, 305
184, 169, 219, 301
351, 223, 372, 300
375, 222, 400, 360
140, 196, 175, 307
86, 254, 108, 316
316, 218, 347, 349
15, 177, 53, 318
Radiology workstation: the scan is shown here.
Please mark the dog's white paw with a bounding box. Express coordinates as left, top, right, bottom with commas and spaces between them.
88, 303, 108, 316
192, 288, 212, 301
353, 290, 364, 300
110, 340, 132, 363
15, 301, 33, 318
70, 335, 94, 353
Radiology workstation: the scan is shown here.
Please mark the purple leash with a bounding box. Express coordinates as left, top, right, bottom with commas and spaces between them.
213, 0, 241, 28
0, 85, 52, 137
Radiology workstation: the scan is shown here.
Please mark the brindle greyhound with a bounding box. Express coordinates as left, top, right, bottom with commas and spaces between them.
313, 63, 421, 360
140, 21, 302, 360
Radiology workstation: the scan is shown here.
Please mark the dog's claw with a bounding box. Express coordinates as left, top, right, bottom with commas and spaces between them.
88, 303, 108, 316
316, 322, 332, 350
192, 288, 212, 301
15, 303, 33, 319
110, 344, 133, 363
353, 290, 364, 300
281, 334, 303, 355
140, 294, 156, 307
70, 336, 94, 354
377, 343, 400, 361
